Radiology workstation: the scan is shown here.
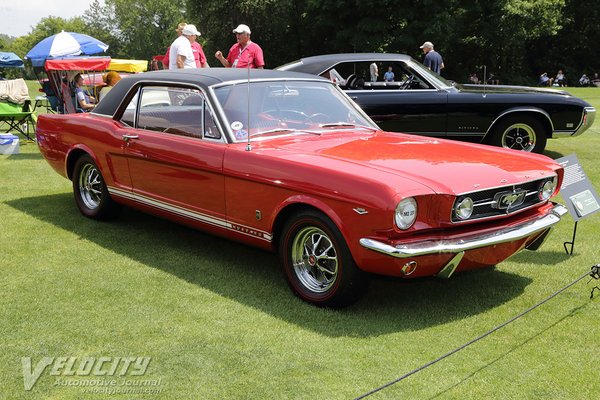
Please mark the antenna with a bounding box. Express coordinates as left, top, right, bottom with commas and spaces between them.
483, 65, 487, 97
246, 63, 252, 151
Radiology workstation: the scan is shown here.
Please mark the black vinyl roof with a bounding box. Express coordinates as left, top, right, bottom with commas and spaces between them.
93, 68, 325, 116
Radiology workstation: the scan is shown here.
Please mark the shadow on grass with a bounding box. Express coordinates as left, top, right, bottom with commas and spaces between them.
7, 193, 533, 338
544, 149, 565, 160
508, 249, 571, 265
6, 152, 43, 161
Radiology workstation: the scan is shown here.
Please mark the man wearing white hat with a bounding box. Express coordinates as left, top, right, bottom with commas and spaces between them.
215, 24, 264, 69
169, 24, 202, 69
420, 41, 444, 74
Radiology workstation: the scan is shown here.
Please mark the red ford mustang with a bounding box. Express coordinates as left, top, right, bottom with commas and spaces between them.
36, 69, 567, 307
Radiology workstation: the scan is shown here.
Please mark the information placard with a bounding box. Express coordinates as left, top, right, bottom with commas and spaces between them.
556, 154, 600, 221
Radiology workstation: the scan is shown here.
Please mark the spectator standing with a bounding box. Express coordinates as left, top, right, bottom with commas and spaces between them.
169, 24, 201, 69
191, 33, 209, 68
420, 41, 444, 74
162, 22, 186, 69
383, 66, 395, 82
215, 24, 264, 69
370, 62, 378, 82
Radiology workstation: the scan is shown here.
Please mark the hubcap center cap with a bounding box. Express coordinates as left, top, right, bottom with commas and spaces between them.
307, 255, 317, 266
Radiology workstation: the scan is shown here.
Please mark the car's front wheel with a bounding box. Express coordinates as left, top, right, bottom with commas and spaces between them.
279, 210, 369, 307
486, 115, 547, 153
72, 154, 121, 220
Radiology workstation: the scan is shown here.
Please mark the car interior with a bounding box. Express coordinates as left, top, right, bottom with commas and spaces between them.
327, 61, 432, 90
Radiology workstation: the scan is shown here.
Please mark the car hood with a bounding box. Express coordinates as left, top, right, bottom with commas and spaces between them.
253, 131, 560, 195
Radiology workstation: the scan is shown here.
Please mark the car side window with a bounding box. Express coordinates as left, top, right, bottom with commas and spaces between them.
329, 61, 433, 91
127, 86, 220, 140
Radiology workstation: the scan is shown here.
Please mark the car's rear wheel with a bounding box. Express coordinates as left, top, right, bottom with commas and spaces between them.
486, 115, 547, 153
279, 210, 368, 307
72, 155, 121, 220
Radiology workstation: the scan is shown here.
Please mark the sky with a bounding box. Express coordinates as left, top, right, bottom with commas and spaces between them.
0, 0, 99, 38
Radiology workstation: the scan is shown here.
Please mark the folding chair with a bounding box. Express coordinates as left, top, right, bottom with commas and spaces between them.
0, 100, 36, 141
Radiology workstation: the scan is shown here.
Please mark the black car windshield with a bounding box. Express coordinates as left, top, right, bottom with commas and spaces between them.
407, 60, 454, 89
213, 80, 377, 142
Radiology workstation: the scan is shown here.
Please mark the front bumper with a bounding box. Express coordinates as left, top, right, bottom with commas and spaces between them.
360, 203, 568, 258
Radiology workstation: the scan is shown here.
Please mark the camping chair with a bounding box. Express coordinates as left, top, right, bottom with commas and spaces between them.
60, 80, 78, 114
0, 100, 36, 141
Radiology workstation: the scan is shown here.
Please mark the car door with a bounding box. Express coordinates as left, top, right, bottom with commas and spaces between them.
337, 61, 449, 136
119, 85, 228, 232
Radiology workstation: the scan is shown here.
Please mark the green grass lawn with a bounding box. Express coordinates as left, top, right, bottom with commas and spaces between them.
1, 87, 599, 399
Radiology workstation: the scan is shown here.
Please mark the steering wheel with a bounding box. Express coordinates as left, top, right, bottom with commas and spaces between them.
400, 75, 415, 90
345, 74, 358, 89
303, 113, 329, 124
262, 109, 307, 121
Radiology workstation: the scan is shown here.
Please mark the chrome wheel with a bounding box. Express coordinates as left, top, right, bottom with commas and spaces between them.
291, 226, 338, 293
78, 163, 103, 210
501, 123, 536, 152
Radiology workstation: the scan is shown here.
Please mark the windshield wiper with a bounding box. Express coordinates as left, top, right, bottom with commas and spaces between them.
319, 122, 378, 131
249, 128, 296, 137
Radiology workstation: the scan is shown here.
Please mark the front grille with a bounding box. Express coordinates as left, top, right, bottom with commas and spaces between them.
451, 178, 553, 222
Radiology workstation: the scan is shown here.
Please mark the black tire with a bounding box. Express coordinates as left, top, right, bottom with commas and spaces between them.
486, 115, 547, 153
279, 210, 369, 307
72, 154, 121, 220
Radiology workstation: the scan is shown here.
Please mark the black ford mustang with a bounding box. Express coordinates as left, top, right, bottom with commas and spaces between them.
277, 53, 596, 153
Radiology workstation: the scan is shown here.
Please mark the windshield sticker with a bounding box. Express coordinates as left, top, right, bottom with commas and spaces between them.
234, 129, 248, 140
231, 121, 243, 131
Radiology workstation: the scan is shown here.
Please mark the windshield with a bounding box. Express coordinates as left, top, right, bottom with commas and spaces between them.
406, 60, 454, 88
213, 80, 377, 142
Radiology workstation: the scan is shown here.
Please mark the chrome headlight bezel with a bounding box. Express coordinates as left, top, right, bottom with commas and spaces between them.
538, 176, 558, 201
454, 196, 474, 220
395, 197, 417, 230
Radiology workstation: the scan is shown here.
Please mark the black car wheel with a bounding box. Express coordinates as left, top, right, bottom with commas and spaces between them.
487, 115, 547, 153
72, 155, 121, 220
279, 210, 368, 307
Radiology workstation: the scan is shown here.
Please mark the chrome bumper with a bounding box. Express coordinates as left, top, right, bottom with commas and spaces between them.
555, 106, 596, 137
360, 204, 568, 258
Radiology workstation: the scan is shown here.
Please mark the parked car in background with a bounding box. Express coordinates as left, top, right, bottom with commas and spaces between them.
37, 69, 567, 307
277, 53, 596, 153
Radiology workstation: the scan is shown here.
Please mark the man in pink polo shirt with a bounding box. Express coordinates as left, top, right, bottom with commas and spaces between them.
215, 24, 264, 69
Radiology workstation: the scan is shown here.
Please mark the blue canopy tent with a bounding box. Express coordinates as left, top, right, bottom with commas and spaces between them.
0, 52, 24, 68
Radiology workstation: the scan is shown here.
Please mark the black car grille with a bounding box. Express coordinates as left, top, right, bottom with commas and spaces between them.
451, 178, 554, 222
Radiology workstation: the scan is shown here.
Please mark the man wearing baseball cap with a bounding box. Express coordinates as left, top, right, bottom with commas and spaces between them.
215, 24, 264, 69
420, 41, 444, 74
169, 24, 202, 69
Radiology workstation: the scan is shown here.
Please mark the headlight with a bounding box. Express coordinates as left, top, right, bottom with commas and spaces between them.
538, 176, 558, 201
395, 197, 417, 230
454, 197, 474, 220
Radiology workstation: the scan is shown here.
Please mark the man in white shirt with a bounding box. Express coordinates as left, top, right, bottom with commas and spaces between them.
169, 24, 201, 69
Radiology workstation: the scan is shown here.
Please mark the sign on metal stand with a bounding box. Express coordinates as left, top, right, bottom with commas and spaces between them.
556, 154, 600, 254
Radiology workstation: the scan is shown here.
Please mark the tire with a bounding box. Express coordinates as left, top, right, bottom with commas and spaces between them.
486, 115, 547, 153
72, 154, 121, 220
279, 210, 369, 307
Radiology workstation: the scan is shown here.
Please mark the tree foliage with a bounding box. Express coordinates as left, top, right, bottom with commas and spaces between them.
2, 0, 598, 84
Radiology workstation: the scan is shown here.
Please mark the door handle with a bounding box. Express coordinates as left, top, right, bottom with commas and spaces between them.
122, 134, 139, 142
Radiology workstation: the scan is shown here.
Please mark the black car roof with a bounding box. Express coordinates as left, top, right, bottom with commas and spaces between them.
93, 68, 325, 116
276, 53, 414, 75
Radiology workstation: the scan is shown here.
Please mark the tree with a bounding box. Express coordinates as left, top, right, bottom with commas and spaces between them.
84, 0, 185, 60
